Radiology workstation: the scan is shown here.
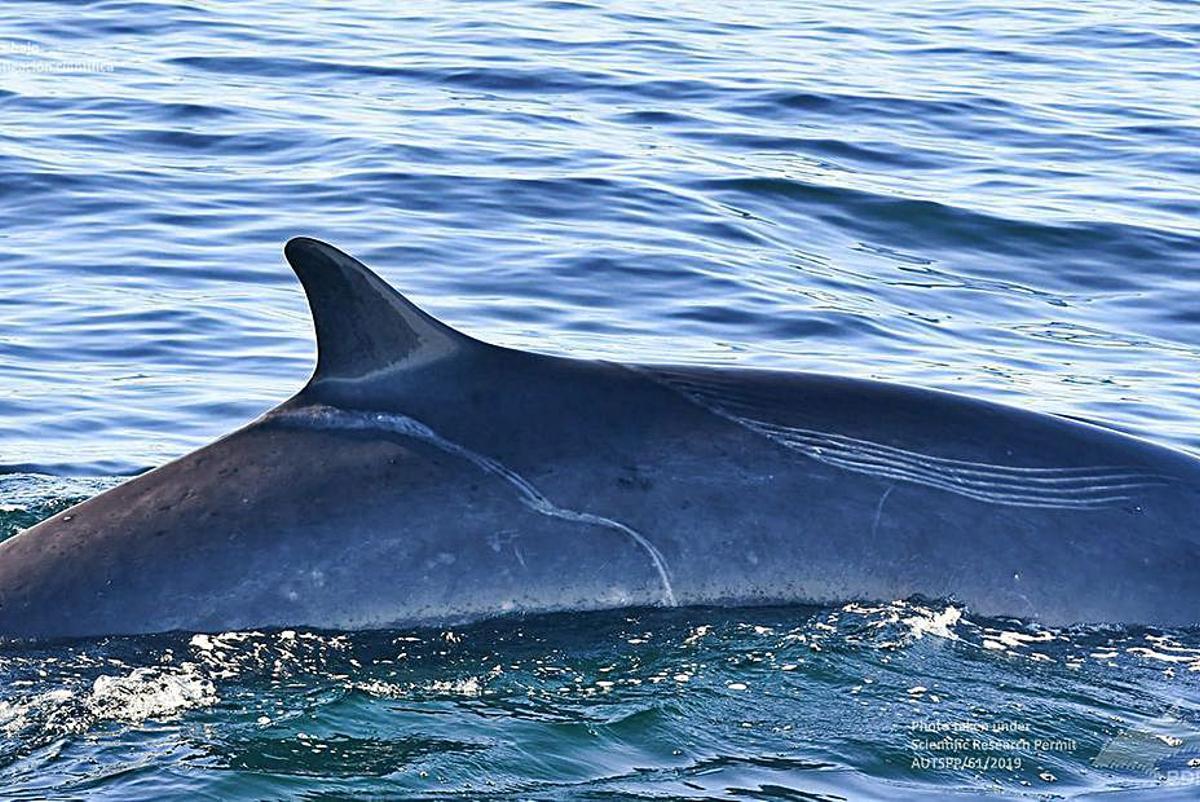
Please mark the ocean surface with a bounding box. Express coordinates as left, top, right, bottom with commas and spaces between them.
1, 0, 1199, 798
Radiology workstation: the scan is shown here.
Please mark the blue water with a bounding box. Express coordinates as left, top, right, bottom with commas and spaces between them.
2, 0, 1199, 798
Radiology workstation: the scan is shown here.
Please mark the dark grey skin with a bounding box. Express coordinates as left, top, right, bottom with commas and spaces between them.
1, 238, 1197, 638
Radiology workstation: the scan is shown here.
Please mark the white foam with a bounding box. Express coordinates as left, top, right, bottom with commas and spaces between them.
86, 665, 217, 723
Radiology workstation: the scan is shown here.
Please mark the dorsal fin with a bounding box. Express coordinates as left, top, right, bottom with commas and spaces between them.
284, 237, 477, 384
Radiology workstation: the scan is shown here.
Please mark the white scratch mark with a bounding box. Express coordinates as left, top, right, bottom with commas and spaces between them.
642, 367, 1171, 510
273, 405, 676, 606
871, 484, 894, 539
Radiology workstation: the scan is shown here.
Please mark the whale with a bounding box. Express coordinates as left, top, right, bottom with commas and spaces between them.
1, 237, 1198, 638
